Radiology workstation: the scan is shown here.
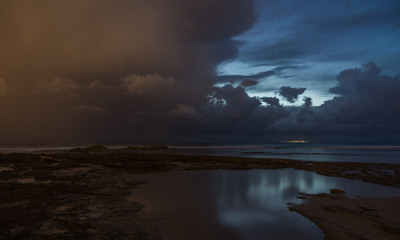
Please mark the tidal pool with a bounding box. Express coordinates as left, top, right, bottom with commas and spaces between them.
129, 169, 400, 240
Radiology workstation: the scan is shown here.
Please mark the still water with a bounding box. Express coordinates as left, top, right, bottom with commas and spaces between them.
129, 169, 400, 240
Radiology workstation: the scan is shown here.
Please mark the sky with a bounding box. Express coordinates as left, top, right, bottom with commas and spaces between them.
0, 0, 399, 144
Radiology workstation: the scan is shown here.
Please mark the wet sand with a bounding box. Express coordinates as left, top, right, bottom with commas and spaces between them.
0, 145, 399, 239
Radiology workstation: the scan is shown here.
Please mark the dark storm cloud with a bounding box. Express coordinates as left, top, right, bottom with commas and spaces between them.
240, 79, 259, 87
2, 0, 399, 144
0, 0, 255, 81
279, 86, 306, 103
0, 78, 7, 96
324, 63, 400, 126
0, 0, 256, 144
271, 63, 400, 138
260, 97, 280, 107
218, 69, 276, 84
217, 66, 297, 85
208, 85, 262, 118
186, 84, 289, 135
71, 105, 107, 116
170, 63, 400, 141
303, 97, 312, 108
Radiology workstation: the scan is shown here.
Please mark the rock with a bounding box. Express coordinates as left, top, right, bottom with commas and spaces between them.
149, 145, 168, 150
40, 156, 59, 163
121, 145, 168, 151
330, 188, 346, 194
70, 145, 109, 153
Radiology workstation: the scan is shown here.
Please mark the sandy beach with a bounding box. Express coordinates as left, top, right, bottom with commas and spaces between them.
1, 145, 399, 239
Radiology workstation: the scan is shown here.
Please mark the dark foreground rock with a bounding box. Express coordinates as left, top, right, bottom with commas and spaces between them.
0, 158, 160, 239
0, 148, 399, 239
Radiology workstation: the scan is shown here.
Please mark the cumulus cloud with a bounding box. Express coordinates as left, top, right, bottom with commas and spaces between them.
279, 86, 306, 103
324, 62, 400, 126
269, 63, 400, 139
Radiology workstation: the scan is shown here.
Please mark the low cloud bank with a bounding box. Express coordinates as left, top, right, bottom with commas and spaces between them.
171, 63, 400, 142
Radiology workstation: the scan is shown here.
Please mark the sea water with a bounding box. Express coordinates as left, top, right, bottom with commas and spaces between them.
129, 169, 400, 240
1, 142, 399, 163
171, 142, 400, 163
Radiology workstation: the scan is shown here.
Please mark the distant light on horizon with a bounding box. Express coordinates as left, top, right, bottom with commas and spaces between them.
281, 140, 310, 144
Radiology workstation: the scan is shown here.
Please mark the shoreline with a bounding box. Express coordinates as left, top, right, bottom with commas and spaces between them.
289, 193, 400, 240
1, 146, 399, 239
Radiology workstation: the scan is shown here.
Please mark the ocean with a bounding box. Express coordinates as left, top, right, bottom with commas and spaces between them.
171, 142, 400, 164
1, 142, 399, 164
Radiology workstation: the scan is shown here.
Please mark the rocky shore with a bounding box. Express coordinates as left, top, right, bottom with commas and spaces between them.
1, 145, 399, 239
289, 193, 400, 240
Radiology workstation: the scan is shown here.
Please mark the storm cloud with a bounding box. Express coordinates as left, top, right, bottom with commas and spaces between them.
220, 0, 400, 107
261, 97, 281, 107
1, 0, 399, 144
195, 84, 289, 135
271, 63, 400, 139
279, 86, 306, 103
0, 0, 256, 144
0, 79, 7, 96
173, 63, 400, 142
323, 63, 400, 128
240, 79, 259, 87
217, 66, 297, 85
